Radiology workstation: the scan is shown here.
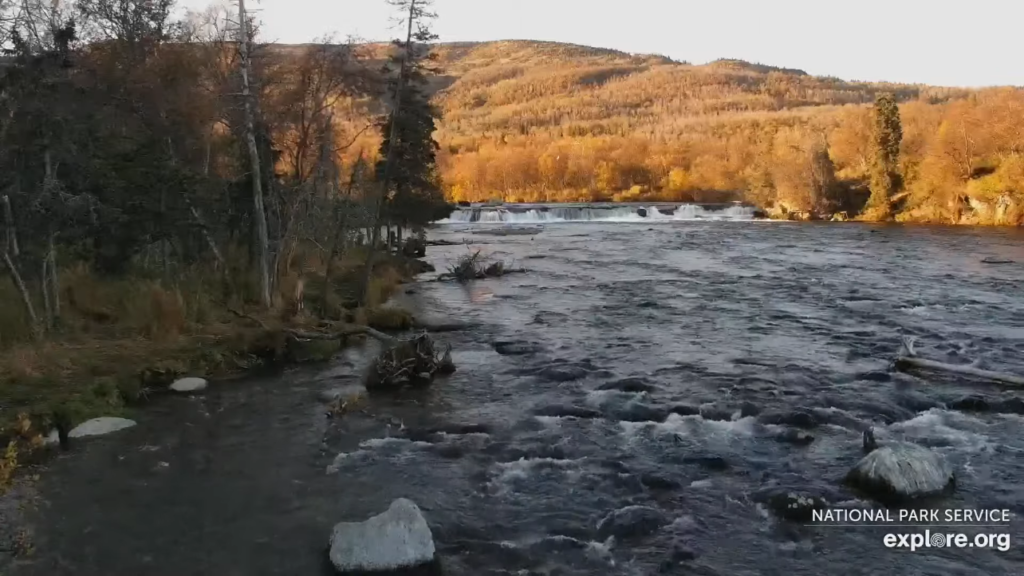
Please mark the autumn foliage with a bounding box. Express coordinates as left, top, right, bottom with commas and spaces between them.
353, 40, 1023, 224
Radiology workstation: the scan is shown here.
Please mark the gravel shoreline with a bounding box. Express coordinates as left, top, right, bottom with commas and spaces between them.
0, 477, 38, 573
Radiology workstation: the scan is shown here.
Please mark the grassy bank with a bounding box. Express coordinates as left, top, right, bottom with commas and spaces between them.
0, 248, 430, 485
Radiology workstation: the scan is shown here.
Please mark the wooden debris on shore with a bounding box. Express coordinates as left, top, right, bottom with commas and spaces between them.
365, 333, 455, 391
227, 308, 457, 390
893, 336, 1024, 387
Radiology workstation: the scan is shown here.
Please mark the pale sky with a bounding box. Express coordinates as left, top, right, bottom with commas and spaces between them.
180, 0, 1024, 87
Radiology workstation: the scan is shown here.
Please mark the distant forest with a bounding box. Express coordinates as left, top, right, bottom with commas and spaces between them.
341, 40, 1023, 224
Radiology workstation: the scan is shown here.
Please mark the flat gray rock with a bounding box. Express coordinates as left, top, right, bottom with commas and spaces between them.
68, 417, 137, 439
846, 442, 954, 501
169, 377, 208, 393
328, 498, 436, 573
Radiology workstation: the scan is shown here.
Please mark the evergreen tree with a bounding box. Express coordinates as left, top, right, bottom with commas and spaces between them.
374, 0, 450, 229
867, 93, 903, 218
809, 141, 840, 214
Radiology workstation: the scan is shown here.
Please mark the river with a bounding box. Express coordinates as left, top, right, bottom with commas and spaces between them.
8, 213, 1024, 575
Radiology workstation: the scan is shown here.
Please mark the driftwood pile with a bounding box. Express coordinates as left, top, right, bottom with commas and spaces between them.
893, 336, 1024, 387
365, 333, 456, 391
226, 309, 457, 390
439, 250, 526, 282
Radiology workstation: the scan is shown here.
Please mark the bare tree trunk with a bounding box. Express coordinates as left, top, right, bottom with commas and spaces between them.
359, 0, 418, 306
321, 160, 362, 315
41, 257, 52, 325
3, 251, 40, 339
237, 0, 272, 308
1, 195, 18, 257
189, 202, 225, 268
47, 232, 59, 322
41, 149, 60, 326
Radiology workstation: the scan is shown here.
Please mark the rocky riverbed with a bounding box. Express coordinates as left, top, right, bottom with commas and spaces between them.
5, 220, 1024, 575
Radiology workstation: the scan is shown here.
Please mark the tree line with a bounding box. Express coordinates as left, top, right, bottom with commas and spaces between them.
427, 41, 1023, 224
0, 0, 450, 344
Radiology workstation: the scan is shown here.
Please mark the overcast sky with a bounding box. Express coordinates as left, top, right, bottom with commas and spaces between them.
180, 0, 1023, 87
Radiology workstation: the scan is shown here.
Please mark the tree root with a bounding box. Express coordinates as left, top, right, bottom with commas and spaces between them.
893, 336, 1024, 387
364, 333, 455, 391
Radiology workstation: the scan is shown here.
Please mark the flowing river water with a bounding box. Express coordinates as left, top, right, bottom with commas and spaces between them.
8, 212, 1024, 576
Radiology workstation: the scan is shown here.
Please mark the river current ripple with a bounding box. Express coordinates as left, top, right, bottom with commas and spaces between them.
11, 221, 1024, 576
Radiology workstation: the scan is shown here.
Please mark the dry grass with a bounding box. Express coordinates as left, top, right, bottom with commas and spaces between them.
0, 249, 419, 443
366, 307, 414, 330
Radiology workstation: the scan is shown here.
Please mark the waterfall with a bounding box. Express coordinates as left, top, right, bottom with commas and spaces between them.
435, 203, 758, 224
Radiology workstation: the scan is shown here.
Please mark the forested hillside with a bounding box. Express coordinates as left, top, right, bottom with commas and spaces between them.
353, 40, 1022, 224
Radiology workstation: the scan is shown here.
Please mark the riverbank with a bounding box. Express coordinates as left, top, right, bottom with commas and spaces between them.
0, 251, 436, 490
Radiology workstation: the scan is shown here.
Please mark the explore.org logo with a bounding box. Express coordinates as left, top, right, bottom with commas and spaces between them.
808, 508, 1014, 552
884, 531, 1011, 552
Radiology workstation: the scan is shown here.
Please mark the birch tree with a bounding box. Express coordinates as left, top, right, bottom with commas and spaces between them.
236, 0, 272, 307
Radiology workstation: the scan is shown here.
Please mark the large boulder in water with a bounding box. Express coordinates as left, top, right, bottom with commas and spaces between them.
846, 441, 955, 502
328, 498, 437, 574
636, 208, 648, 218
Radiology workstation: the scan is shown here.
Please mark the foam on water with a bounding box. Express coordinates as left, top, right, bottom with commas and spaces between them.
888, 409, 996, 454
620, 413, 759, 443
436, 203, 757, 224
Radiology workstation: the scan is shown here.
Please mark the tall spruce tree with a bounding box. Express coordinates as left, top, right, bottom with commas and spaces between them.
359, 0, 447, 305
375, 0, 447, 230
867, 93, 903, 219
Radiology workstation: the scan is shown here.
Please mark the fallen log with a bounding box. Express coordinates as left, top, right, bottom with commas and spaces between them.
894, 336, 1024, 387
285, 325, 396, 345
412, 319, 478, 333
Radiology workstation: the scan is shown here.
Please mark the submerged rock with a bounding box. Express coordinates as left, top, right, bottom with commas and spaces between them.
532, 405, 602, 419
947, 394, 1024, 415
657, 547, 698, 573
605, 402, 668, 423
846, 439, 955, 501
596, 377, 659, 393
668, 404, 701, 417
947, 394, 992, 412
596, 505, 669, 539
758, 409, 820, 429
753, 487, 830, 522
328, 498, 437, 573
536, 364, 590, 383
640, 473, 682, 491
772, 428, 815, 446
68, 417, 137, 439
169, 377, 208, 393
739, 401, 761, 418
492, 341, 544, 356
